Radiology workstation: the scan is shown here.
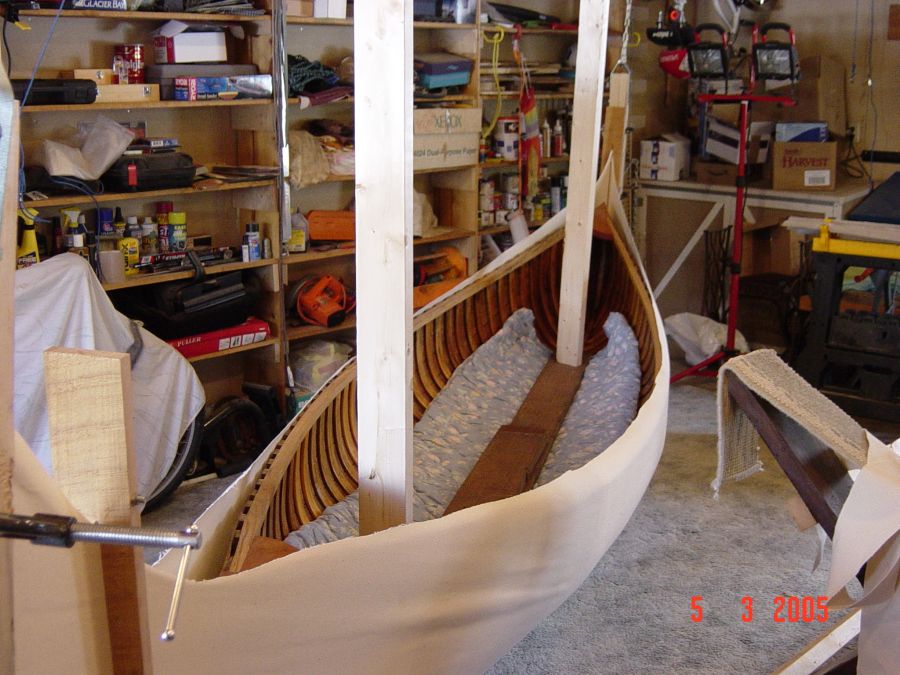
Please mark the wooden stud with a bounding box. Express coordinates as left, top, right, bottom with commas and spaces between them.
0, 100, 19, 675
354, 0, 414, 534
44, 348, 152, 675
557, 0, 611, 366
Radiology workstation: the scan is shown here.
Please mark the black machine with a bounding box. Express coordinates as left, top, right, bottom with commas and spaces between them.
101, 152, 196, 193
12, 78, 97, 106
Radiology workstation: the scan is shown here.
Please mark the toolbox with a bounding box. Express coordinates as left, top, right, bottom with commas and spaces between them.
101, 152, 196, 192
414, 52, 473, 89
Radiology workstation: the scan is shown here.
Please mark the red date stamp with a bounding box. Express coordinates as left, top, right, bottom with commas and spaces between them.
690, 595, 829, 623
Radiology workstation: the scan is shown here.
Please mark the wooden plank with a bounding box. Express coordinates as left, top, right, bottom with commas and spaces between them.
0, 100, 19, 675
556, 0, 610, 366
44, 348, 152, 674
445, 358, 587, 514
775, 609, 861, 675
354, 0, 414, 534
600, 71, 631, 188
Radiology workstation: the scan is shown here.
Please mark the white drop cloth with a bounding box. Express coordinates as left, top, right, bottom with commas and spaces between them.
13, 254, 205, 501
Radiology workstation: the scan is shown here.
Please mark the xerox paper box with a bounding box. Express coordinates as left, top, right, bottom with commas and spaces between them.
639, 133, 690, 181
153, 21, 227, 64
167, 317, 270, 358
772, 141, 837, 191
413, 107, 481, 170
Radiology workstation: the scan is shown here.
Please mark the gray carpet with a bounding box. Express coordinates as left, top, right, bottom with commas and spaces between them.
144, 375, 871, 673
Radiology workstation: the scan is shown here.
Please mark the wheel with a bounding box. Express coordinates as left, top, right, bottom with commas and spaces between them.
143, 409, 205, 512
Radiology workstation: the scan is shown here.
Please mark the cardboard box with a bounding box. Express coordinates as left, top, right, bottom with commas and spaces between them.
313, 0, 346, 18
775, 122, 828, 143
146, 63, 259, 99
173, 75, 273, 101
705, 118, 773, 165
639, 133, 690, 181
285, 0, 313, 16
756, 55, 847, 136
153, 21, 227, 64
771, 141, 837, 191
413, 107, 481, 171
167, 317, 270, 359
693, 159, 764, 187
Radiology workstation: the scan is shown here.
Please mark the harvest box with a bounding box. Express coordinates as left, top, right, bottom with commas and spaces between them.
771, 141, 837, 191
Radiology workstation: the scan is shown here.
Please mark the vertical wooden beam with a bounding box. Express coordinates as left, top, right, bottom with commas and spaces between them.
45, 348, 152, 675
600, 70, 631, 190
556, 0, 610, 366
354, 0, 414, 533
0, 98, 19, 675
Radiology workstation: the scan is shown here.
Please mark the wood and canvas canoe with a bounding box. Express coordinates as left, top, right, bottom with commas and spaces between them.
11, 163, 670, 673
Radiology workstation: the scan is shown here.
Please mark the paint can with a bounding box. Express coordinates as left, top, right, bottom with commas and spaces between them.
113, 44, 145, 84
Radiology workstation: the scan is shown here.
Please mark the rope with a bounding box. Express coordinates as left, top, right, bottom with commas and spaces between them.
481, 25, 506, 141
613, 0, 634, 72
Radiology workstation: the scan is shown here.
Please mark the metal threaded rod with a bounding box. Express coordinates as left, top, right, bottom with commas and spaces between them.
70, 523, 201, 550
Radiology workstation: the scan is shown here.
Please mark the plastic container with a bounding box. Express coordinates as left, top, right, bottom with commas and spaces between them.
16, 213, 40, 268
118, 236, 140, 275
113, 207, 126, 237
168, 211, 187, 252
141, 218, 158, 255
244, 222, 261, 261
97, 207, 115, 236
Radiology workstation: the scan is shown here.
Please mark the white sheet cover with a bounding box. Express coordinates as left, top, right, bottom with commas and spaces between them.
13, 254, 205, 500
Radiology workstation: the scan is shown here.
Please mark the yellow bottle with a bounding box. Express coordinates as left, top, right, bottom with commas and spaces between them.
16, 211, 40, 269
118, 236, 140, 275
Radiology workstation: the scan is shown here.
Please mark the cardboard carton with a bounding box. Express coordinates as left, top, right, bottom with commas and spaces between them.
756, 55, 847, 136
153, 21, 228, 64
771, 141, 837, 191
413, 107, 481, 171
639, 133, 690, 181
705, 118, 774, 165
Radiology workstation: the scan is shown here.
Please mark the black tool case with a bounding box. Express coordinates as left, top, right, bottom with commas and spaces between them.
112, 252, 262, 340
101, 152, 196, 192
12, 78, 98, 105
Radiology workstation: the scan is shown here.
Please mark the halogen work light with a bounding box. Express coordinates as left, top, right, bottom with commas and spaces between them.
687, 24, 729, 79
752, 22, 799, 82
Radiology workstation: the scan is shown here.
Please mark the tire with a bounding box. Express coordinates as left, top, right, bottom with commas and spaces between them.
143, 409, 205, 513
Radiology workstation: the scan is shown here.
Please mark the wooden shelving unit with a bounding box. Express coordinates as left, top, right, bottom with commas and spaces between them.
286, 316, 356, 341
187, 337, 279, 363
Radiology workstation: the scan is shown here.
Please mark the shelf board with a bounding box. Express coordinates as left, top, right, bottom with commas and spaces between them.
187, 336, 279, 363
287, 96, 353, 107
24, 178, 275, 209
283, 247, 355, 265
102, 258, 276, 292
480, 155, 570, 169
479, 224, 510, 236
414, 94, 478, 104
481, 25, 622, 37
22, 98, 272, 113
287, 316, 356, 341
286, 17, 476, 29
482, 91, 574, 100
19, 9, 268, 22
282, 228, 475, 265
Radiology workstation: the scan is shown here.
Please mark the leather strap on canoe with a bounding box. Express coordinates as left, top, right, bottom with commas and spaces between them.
444, 358, 587, 515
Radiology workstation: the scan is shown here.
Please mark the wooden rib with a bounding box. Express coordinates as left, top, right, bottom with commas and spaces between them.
317, 405, 343, 503
463, 297, 480, 354
415, 329, 441, 402
496, 274, 513, 322
486, 285, 503, 336
473, 291, 493, 344
433, 315, 456, 382
423, 322, 447, 391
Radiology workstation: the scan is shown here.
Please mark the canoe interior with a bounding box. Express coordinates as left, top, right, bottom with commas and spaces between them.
223, 223, 662, 574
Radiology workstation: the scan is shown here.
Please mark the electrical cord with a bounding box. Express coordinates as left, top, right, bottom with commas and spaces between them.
480, 24, 505, 141
2, 12, 11, 73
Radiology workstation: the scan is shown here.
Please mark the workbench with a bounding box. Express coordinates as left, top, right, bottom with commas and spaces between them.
636, 178, 872, 305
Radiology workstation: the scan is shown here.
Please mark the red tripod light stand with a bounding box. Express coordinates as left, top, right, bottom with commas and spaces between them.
670, 92, 795, 384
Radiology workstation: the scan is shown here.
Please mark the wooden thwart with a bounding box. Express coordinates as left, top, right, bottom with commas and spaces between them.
445, 359, 587, 514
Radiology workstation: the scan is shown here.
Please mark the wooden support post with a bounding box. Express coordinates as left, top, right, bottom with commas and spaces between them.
0, 98, 19, 675
45, 348, 152, 675
600, 70, 631, 190
354, 1, 414, 534
557, 0, 610, 366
